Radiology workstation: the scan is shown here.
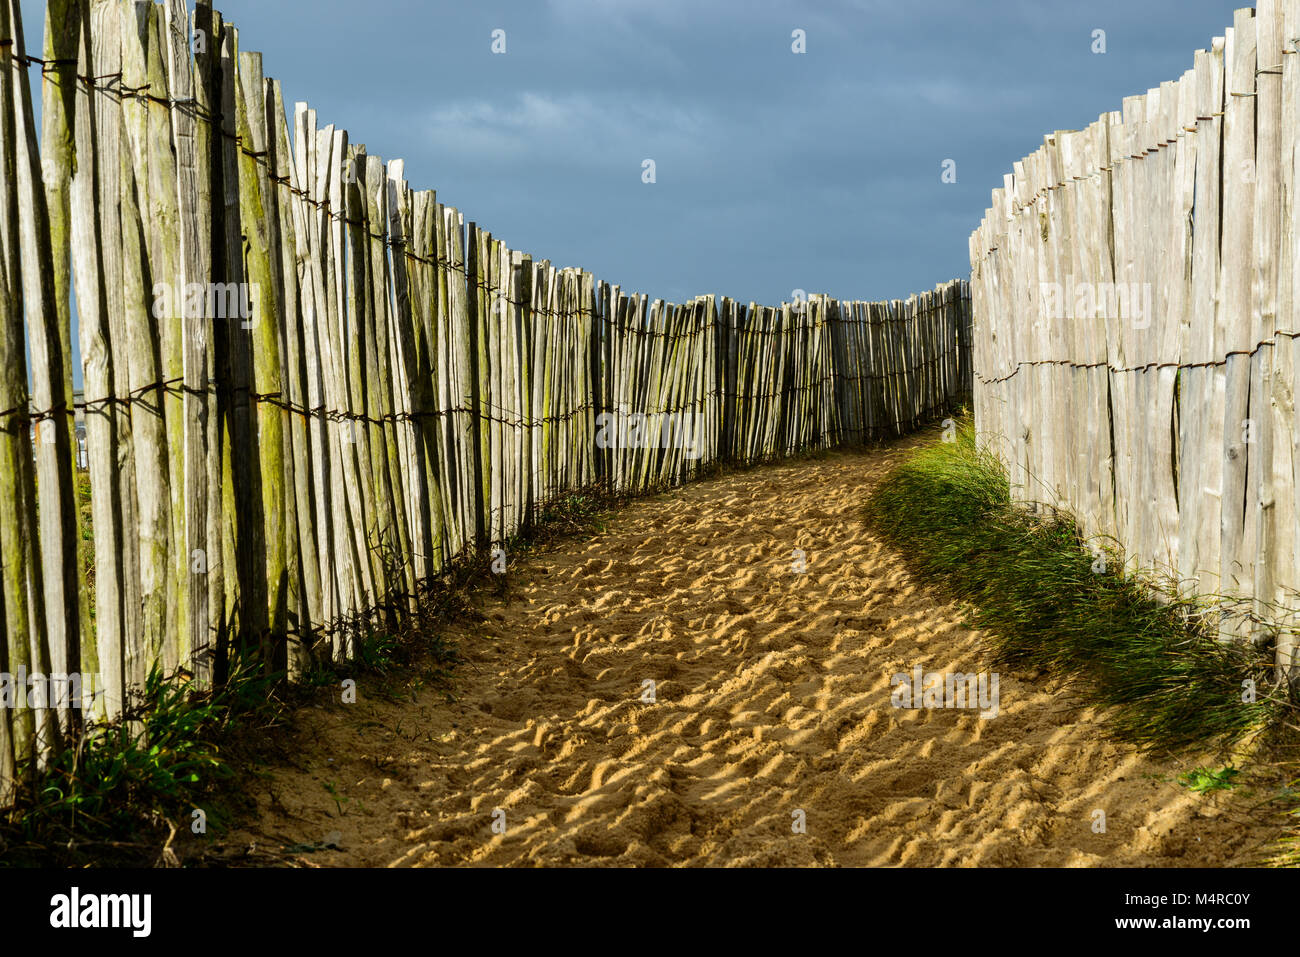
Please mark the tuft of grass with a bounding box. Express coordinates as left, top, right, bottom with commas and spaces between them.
298, 602, 463, 706
0, 654, 283, 867
527, 492, 613, 547
1276, 778, 1300, 866
864, 420, 1281, 752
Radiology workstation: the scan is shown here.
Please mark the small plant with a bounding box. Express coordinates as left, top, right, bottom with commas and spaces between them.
526, 492, 615, 551
323, 780, 350, 816
1179, 766, 1241, 794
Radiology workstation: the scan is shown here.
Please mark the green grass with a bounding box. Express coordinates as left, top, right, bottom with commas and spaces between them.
0, 655, 279, 867
863, 421, 1282, 753
1179, 765, 1242, 794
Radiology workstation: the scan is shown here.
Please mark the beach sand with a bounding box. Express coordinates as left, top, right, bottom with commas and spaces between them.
226, 433, 1278, 866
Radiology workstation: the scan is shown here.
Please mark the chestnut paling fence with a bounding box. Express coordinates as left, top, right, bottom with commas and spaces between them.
0, 0, 972, 802
969, 0, 1300, 680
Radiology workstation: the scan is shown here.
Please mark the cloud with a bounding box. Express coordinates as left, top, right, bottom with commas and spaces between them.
546, 0, 721, 27
426, 91, 715, 167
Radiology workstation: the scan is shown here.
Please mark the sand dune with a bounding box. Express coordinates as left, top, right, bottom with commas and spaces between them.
228, 433, 1279, 867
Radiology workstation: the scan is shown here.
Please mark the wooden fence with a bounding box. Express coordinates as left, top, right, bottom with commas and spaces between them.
0, 0, 971, 802
969, 0, 1300, 680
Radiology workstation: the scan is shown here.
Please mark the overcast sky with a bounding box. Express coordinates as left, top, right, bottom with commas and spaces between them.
21, 0, 1253, 310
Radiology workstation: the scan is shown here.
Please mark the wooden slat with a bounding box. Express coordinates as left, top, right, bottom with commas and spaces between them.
1251, 0, 1285, 644
266, 78, 315, 678
13, 0, 72, 746
31, 0, 84, 732
120, 0, 172, 682
235, 48, 287, 668
1220, 11, 1258, 634
1280, 0, 1300, 680
0, 0, 44, 794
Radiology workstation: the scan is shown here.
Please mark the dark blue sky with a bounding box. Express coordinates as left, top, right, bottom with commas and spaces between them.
21, 0, 1250, 308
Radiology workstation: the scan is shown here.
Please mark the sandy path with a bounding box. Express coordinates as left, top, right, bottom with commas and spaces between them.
230, 433, 1278, 867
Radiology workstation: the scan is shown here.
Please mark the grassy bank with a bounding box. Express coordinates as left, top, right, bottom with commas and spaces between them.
863, 423, 1285, 752
865, 423, 1300, 866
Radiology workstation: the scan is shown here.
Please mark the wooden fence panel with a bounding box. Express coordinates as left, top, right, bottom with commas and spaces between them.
971, 2, 1300, 682
0, 0, 973, 804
